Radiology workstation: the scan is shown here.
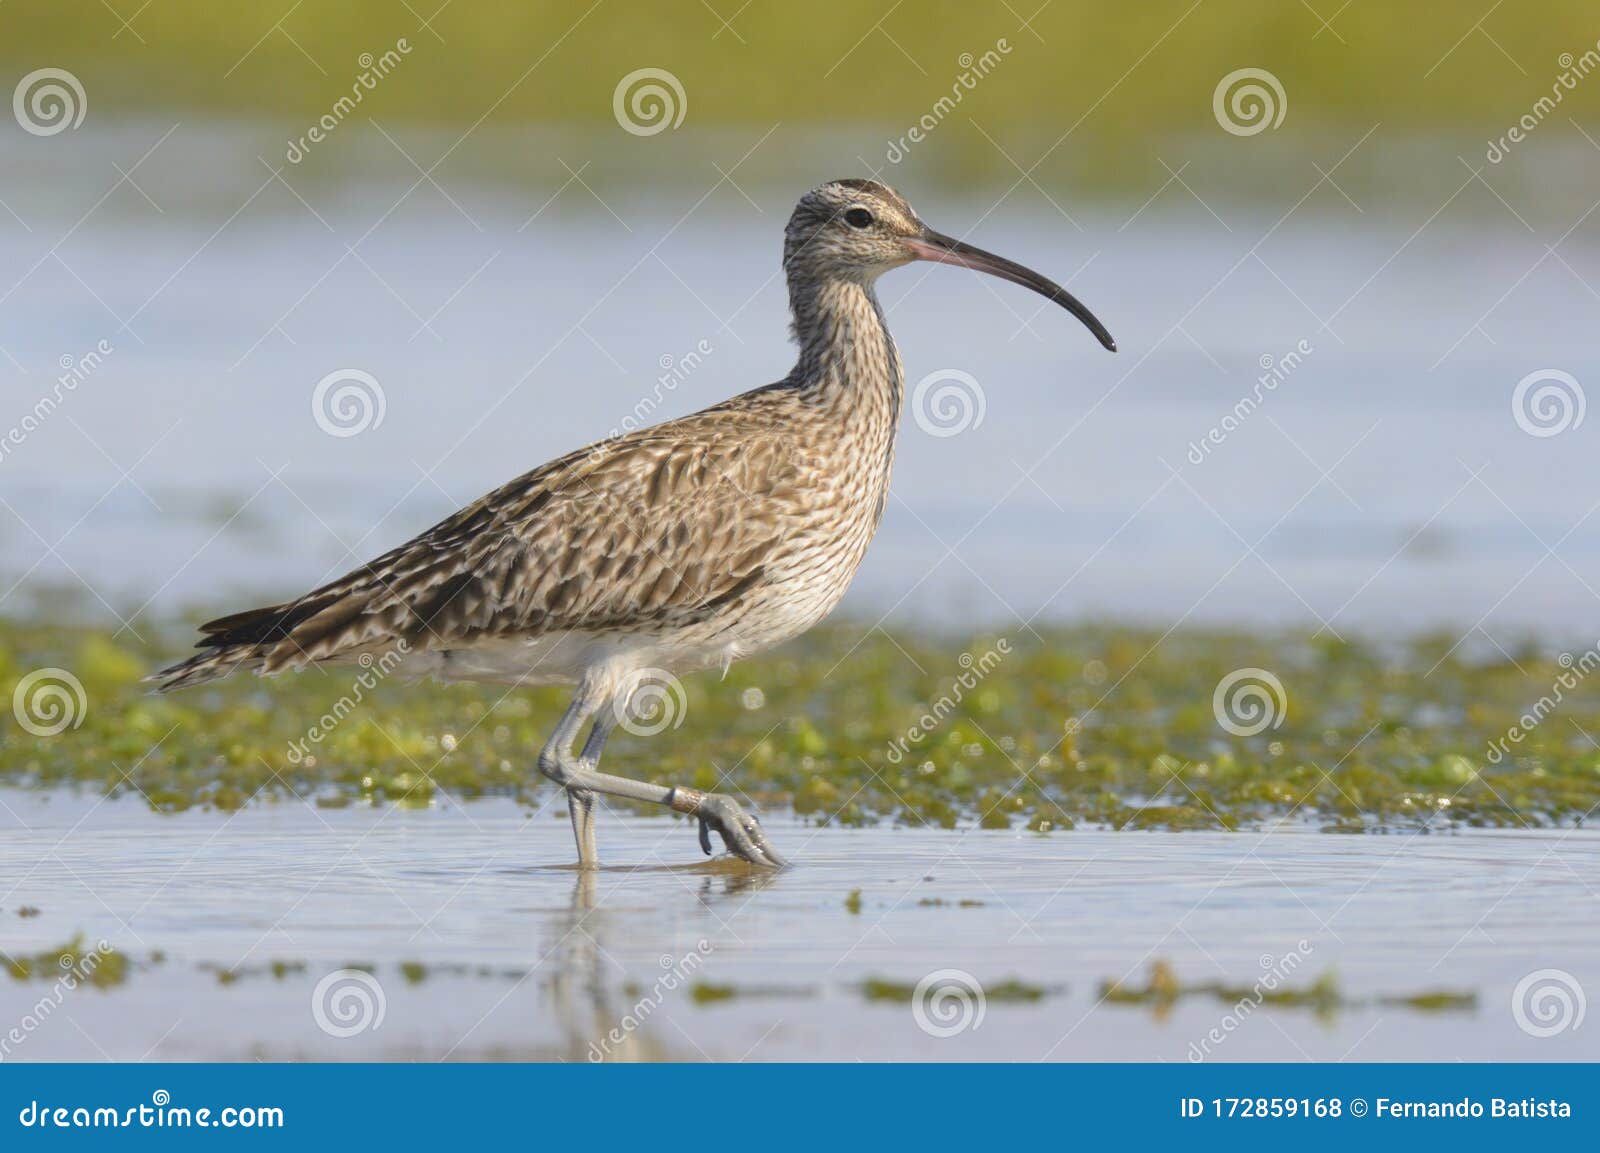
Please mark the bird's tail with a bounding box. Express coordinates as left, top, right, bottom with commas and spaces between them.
147, 646, 266, 692
146, 602, 298, 692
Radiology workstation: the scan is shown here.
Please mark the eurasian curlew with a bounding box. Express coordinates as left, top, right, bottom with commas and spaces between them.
153, 178, 1115, 868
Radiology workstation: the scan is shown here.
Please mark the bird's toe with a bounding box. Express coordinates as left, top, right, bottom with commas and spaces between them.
695, 795, 786, 869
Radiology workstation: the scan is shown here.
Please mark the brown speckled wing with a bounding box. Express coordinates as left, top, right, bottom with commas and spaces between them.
241, 401, 801, 671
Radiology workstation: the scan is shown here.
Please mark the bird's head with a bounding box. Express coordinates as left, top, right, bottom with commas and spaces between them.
783, 178, 1115, 352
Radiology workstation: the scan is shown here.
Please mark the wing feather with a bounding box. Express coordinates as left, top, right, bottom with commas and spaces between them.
201, 400, 801, 674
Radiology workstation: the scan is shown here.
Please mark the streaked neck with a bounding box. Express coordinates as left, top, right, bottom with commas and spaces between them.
787, 276, 903, 417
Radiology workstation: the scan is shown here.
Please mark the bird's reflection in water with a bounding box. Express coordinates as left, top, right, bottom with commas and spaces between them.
547, 864, 779, 1061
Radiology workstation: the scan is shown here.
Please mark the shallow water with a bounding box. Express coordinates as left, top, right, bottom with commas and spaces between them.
1, 790, 1594, 1062
4, 127, 1600, 637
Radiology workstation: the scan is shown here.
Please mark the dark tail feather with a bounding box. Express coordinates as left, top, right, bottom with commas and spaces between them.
194, 601, 315, 646
147, 601, 297, 692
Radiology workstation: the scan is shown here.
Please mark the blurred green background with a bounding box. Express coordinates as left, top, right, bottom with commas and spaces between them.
5, 0, 1597, 194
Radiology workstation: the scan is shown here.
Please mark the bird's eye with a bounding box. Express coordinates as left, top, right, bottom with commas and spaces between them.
844, 207, 873, 229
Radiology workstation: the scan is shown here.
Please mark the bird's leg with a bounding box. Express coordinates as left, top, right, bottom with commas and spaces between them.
539, 698, 604, 868
537, 695, 786, 868
566, 710, 616, 867
565, 787, 597, 868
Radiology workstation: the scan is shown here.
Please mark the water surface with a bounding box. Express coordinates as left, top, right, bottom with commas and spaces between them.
2, 790, 1593, 1061
4, 129, 1598, 637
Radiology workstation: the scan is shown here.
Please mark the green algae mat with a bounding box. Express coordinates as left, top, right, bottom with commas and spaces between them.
3, 619, 1597, 832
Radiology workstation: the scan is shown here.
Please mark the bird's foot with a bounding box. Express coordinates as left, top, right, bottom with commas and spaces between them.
689, 792, 787, 869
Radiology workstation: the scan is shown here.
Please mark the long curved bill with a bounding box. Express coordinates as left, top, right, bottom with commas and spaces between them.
906, 228, 1116, 352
